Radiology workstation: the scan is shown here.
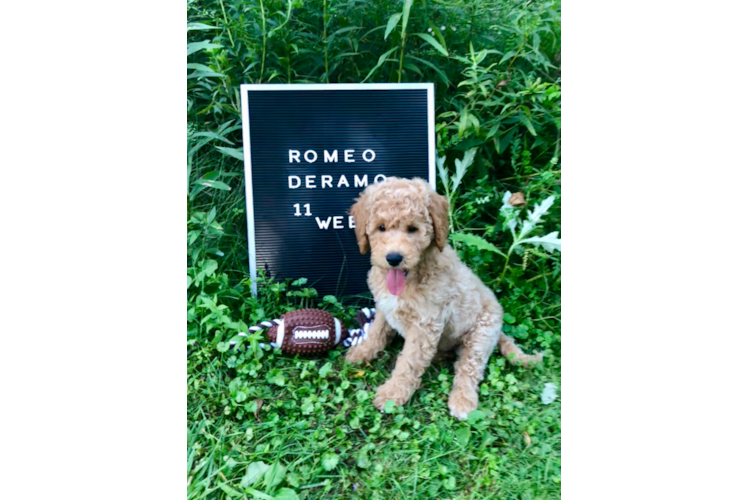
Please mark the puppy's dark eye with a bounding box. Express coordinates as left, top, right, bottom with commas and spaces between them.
378, 225, 385, 232
407, 226, 417, 233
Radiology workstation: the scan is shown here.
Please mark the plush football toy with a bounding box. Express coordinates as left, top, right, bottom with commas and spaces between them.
230, 307, 375, 356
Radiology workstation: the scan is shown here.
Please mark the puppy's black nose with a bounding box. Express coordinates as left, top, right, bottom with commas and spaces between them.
386, 253, 403, 267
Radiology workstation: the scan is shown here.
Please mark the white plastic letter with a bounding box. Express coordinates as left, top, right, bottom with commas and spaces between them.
324, 150, 338, 163
337, 175, 350, 188
362, 149, 376, 162
288, 176, 301, 189
354, 174, 368, 188
304, 150, 318, 163
305, 175, 317, 188
344, 149, 355, 163
321, 175, 333, 188
333, 216, 344, 229
315, 217, 332, 229
374, 174, 387, 183
289, 150, 300, 163
349, 215, 355, 228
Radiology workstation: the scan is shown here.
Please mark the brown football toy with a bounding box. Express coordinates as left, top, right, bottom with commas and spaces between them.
229, 308, 374, 356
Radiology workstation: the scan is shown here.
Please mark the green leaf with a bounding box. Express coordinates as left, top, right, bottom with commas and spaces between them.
187, 41, 223, 57
186, 63, 225, 75
499, 126, 518, 154
455, 427, 470, 447
321, 453, 340, 471
384, 400, 396, 414
241, 461, 269, 488
413, 33, 448, 56
243, 488, 275, 500
264, 462, 287, 488
319, 362, 333, 378
196, 179, 231, 191
228, 334, 246, 346
405, 55, 450, 85
349, 416, 361, 429
286, 472, 300, 488
327, 26, 362, 50
187, 275, 193, 289
384, 13, 402, 40
219, 483, 243, 497
457, 108, 471, 138
402, 63, 423, 76
192, 131, 233, 145
493, 137, 502, 155
436, 155, 449, 192
202, 260, 218, 277
216, 146, 244, 161
323, 295, 339, 304
269, 371, 286, 386
486, 121, 501, 139
499, 50, 516, 65
450, 232, 507, 258
187, 153, 192, 193
466, 409, 486, 424
400, 0, 414, 39
428, 22, 449, 52
443, 476, 457, 491
300, 400, 314, 414
362, 47, 399, 83
331, 26, 363, 36
503, 312, 516, 324
274, 489, 299, 500
520, 231, 561, 253
452, 148, 477, 190
356, 443, 376, 468
517, 109, 537, 136
187, 22, 220, 31
188, 230, 199, 246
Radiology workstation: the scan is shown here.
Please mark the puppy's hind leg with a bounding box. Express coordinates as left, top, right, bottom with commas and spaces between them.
448, 311, 502, 420
346, 312, 395, 364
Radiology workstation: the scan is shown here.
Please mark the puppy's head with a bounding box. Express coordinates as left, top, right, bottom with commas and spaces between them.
349, 177, 449, 295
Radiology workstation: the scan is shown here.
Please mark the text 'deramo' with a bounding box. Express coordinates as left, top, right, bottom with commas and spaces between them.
288, 174, 385, 189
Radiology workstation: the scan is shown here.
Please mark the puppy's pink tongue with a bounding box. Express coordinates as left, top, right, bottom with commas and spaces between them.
387, 268, 406, 295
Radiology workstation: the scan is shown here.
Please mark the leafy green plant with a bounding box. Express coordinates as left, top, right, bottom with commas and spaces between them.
452, 191, 560, 284
436, 148, 477, 231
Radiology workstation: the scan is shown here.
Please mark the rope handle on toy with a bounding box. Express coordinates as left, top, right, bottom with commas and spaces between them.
343, 307, 375, 347
229, 319, 284, 349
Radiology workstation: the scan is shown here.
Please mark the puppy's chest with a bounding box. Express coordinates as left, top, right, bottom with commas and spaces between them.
375, 295, 409, 336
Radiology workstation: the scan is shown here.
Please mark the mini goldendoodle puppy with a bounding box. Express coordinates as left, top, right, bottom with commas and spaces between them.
346, 177, 542, 419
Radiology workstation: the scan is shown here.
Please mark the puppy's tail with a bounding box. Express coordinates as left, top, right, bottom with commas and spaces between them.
498, 334, 543, 367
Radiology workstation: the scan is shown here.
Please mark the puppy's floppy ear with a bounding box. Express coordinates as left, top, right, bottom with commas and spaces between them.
428, 191, 450, 251
349, 191, 370, 254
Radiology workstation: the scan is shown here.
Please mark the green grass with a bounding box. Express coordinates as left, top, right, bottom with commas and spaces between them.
188, 339, 560, 500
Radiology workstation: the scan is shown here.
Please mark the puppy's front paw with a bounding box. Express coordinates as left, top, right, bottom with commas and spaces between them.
345, 345, 375, 364
448, 387, 478, 421
373, 380, 412, 410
